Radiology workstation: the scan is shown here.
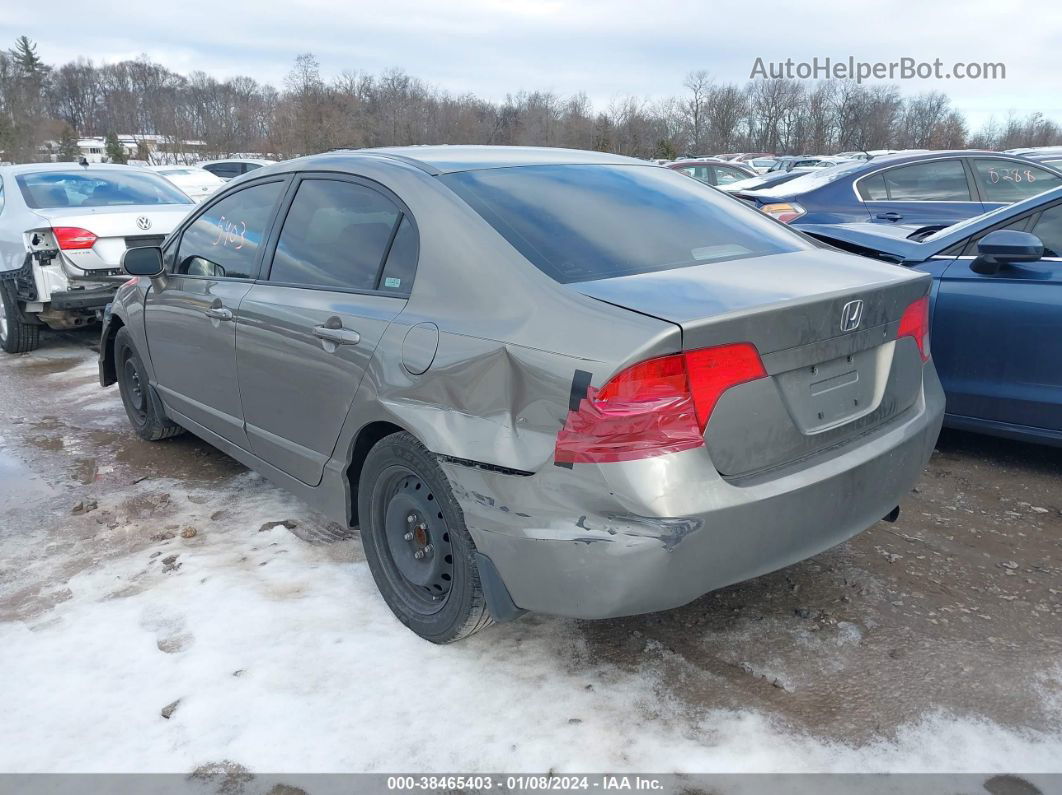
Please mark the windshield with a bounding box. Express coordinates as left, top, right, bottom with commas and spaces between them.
17, 170, 193, 209
441, 164, 809, 283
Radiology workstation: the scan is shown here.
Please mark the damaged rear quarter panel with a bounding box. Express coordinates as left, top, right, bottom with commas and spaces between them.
322, 160, 681, 476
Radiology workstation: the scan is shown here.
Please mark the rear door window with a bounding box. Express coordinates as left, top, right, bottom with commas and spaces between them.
205, 163, 240, 179
713, 166, 749, 185
856, 172, 888, 200
175, 180, 285, 279
268, 179, 402, 291
1029, 204, 1062, 257
880, 160, 971, 201
970, 159, 1062, 203
377, 216, 418, 293
441, 164, 807, 283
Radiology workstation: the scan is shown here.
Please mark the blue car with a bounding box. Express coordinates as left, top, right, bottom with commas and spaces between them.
801, 186, 1062, 446
734, 151, 1062, 229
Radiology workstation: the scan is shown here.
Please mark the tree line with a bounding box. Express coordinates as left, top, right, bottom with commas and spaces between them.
1, 36, 1060, 164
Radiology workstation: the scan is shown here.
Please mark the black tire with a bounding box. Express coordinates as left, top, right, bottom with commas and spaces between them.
0, 279, 40, 354
114, 327, 184, 442
358, 432, 494, 643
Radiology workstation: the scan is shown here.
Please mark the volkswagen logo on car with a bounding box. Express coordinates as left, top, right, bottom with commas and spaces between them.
136, 216, 152, 231
840, 299, 864, 332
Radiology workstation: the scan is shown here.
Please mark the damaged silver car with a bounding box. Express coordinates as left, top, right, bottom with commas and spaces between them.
100, 146, 944, 643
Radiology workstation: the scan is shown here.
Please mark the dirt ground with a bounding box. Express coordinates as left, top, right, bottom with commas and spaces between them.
1, 327, 1059, 776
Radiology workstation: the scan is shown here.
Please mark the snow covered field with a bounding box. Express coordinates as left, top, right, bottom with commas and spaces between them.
1, 335, 1060, 780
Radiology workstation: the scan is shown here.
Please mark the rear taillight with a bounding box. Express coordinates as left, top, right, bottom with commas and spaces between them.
554, 343, 767, 464
53, 227, 98, 250
760, 202, 805, 223
897, 296, 930, 362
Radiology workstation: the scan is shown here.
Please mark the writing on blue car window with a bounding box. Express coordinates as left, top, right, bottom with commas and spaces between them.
972, 159, 1062, 203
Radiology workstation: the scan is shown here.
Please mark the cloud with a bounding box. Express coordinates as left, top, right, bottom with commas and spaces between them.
2, 0, 1058, 128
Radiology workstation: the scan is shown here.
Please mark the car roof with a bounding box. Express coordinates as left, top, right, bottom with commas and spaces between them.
200, 158, 275, 166
0, 162, 151, 176
667, 158, 748, 167
332, 145, 645, 174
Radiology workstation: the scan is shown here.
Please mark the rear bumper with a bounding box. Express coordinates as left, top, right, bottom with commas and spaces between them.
443, 366, 945, 620
48, 286, 118, 311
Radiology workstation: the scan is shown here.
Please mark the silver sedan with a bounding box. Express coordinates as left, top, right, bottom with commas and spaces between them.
0, 163, 194, 353
100, 146, 944, 643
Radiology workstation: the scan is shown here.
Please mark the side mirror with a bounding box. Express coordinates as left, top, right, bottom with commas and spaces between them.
122, 246, 165, 277
970, 230, 1043, 275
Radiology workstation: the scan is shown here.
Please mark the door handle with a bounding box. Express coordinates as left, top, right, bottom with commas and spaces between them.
875, 211, 903, 221
313, 325, 361, 345
203, 306, 233, 321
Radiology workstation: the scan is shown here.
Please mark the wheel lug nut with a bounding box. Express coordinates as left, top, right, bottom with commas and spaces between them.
424, 544, 433, 556
406, 514, 415, 524
403, 532, 413, 542
414, 550, 425, 560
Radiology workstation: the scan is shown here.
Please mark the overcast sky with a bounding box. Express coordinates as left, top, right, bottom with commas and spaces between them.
3, 0, 1058, 131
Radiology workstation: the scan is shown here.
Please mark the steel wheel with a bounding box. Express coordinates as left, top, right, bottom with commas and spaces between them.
113, 327, 183, 441
372, 465, 456, 615
119, 352, 148, 426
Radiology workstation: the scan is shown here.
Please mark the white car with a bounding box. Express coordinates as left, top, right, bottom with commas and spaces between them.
0, 163, 195, 353
149, 165, 225, 202
199, 158, 276, 181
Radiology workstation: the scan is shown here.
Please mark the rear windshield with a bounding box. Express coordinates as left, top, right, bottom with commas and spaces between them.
17, 170, 193, 209
440, 164, 808, 282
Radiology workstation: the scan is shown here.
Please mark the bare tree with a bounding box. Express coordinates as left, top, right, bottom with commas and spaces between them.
1, 35, 1059, 165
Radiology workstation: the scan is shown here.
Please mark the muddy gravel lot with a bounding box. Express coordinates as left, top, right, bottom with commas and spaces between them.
0, 329, 1060, 779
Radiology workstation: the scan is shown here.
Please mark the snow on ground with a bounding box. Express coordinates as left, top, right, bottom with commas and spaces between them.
2, 469, 1061, 775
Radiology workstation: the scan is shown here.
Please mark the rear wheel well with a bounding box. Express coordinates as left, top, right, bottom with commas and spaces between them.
347, 421, 406, 526
100, 315, 125, 386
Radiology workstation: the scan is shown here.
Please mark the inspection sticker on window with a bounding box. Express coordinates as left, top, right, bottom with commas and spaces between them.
384, 277, 402, 288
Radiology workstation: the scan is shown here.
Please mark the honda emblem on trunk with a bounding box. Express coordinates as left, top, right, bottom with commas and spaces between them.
840, 299, 864, 332
136, 216, 152, 231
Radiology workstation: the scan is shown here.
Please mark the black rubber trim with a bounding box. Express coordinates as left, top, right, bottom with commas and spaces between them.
49, 286, 117, 310
1, 254, 38, 302
437, 454, 532, 477
556, 368, 593, 469
473, 551, 526, 624
568, 369, 593, 411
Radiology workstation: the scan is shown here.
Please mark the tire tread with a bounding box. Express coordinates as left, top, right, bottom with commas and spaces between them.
360, 432, 494, 643
0, 280, 40, 354
115, 327, 184, 442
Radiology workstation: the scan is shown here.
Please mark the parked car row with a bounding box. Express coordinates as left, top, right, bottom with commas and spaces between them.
0, 144, 1056, 646
730, 150, 1062, 228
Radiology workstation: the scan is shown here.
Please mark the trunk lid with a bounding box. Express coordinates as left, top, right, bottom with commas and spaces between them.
572, 249, 931, 477
30, 205, 192, 270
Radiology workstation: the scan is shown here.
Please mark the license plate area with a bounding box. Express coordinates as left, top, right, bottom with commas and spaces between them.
774, 346, 884, 434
